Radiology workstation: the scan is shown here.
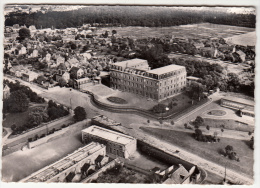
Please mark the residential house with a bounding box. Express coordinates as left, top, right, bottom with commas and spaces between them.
74, 77, 90, 90
19, 46, 27, 55
162, 164, 193, 184
55, 72, 70, 83
32, 49, 39, 57
57, 63, 67, 74
232, 50, 246, 62
56, 55, 65, 66
9, 65, 27, 78
46, 53, 51, 62
3, 85, 11, 99
22, 71, 39, 82
218, 44, 235, 54
70, 67, 84, 79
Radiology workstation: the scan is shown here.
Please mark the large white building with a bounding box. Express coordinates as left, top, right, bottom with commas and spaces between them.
82, 126, 137, 159
110, 58, 186, 101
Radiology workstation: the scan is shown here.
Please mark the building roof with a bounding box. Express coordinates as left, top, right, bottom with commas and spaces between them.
113, 58, 148, 69
95, 155, 104, 164
147, 64, 185, 75
187, 76, 200, 81
222, 96, 254, 107
21, 142, 104, 182
235, 50, 246, 57
70, 66, 80, 74
82, 125, 135, 145
163, 165, 190, 184
57, 63, 67, 70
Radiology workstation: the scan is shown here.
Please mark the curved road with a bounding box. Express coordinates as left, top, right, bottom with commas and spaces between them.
4, 76, 253, 184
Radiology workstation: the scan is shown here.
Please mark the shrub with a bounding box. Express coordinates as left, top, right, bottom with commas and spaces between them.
107, 97, 127, 104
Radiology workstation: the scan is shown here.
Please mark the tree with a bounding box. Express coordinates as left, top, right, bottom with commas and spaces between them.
225, 145, 233, 154
68, 79, 74, 87
7, 90, 29, 113
11, 124, 17, 131
74, 106, 87, 122
186, 81, 206, 101
184, 123, 187, 128
194, 116, 204, 127
28, 107, 49, 126
59, 78, 67, 87
18, 28, 31, 41
112, 30, 117, 36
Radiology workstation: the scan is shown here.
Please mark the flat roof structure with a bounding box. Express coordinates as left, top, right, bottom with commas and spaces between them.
113, 58, 148, 69
186, 76, 200, 81
82, 125, 135, 145
20, 142, 105, 182
222, 96, 254, 107
147, 64, 185, 75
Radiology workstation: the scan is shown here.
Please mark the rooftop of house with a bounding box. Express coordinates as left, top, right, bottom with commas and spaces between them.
147, 64, 185, 75
82, 125, 136, 145
163, 165, 190, 184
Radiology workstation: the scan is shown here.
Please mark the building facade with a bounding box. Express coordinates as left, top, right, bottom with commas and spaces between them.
82, 125, 137, 159
110, 59, 186, 101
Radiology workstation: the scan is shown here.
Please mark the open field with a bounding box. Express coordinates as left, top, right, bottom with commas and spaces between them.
140, 127, 254, 177
202, 118, 254, 132
225, 31, 256, 46
97, 23, 255, 40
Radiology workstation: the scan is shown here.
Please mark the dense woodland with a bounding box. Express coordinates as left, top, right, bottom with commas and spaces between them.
5, 6, 256, 29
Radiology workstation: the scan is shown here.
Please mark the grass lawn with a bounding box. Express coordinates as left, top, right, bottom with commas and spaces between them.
140, 127, 254, 177
2, 103, 47, 128
207, 110, 226, 116
203, 118, 254, 132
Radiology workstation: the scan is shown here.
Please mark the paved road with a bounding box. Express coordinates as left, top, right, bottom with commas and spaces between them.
4, 76, 253, 184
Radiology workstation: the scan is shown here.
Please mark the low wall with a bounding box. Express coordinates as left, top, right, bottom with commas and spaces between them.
89, 93, 209, 121
2, 115, 74, 156
81, 159, 117, 183
2, 142, 27, 156
28, 119, 91, 149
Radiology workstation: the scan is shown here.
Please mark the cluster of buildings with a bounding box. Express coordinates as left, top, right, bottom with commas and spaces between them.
20, 120, 200, 184
110, 59, 187, 101
20, 142, 110, 182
